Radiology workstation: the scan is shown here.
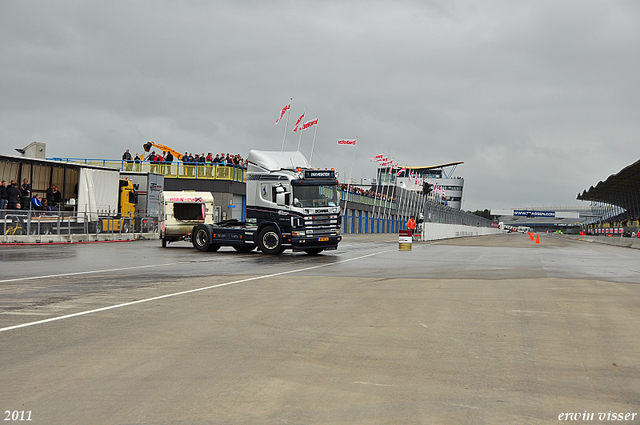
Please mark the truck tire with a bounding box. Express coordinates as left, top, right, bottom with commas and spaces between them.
304, 248, 324, 255
258, 226, 284, 255
192, 224, 212, 252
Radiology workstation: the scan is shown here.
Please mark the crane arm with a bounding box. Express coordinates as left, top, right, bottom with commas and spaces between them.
142, 141, 184, 161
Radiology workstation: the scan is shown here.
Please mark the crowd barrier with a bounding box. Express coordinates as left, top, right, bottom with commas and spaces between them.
50, 159, 246, 183
1, 209, 158, 243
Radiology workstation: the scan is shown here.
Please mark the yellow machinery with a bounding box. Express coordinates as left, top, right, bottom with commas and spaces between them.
142, 141, 184, 161
99, 180, 137, 232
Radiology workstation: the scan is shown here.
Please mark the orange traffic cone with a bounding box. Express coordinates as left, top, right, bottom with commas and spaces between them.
535, 234, 540, 244
529, 232, 534, 241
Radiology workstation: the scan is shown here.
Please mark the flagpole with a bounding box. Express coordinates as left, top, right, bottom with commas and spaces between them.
281, 97, 292, 151
342, 137, 357, 217
370, 154, 381, 223
381, 164, 390, 223
296, 108, 306, 151
308, 116, 319, 166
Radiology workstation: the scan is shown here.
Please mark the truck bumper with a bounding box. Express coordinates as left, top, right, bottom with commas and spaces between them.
286, 235, 342, 251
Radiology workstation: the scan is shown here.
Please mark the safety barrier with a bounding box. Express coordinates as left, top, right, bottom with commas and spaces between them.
1, 209, 158, 243
49, 158, 247, 183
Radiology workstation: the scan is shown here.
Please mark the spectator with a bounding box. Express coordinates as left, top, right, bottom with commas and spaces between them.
0, 180, 7, 211
134, 153, 141, 171
7, 180, 22, 210
198, 153, 206, 177
32, 194, 45, 210
21, 178, 31, 201
149, 151, 159, 173
46, 184, 62, 211
164, 151, 173, 175
122, 149, 133, 171
206, 153, 213, 177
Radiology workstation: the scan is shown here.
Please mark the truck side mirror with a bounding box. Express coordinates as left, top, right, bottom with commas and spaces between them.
274, 185, 288, 206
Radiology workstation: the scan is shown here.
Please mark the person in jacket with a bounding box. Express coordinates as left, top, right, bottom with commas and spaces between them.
0, 180, 8, 211
407, 216, 417, 238
7, 181, 22, 210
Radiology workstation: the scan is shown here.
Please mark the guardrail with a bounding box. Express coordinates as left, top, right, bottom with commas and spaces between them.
1, 209, 158, 243
48, 158, 246, 183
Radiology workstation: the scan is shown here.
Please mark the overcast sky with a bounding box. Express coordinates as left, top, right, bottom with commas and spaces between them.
1, 0, 639, 211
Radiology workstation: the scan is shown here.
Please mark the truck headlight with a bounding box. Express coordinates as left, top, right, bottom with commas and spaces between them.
292, 230, 306, 237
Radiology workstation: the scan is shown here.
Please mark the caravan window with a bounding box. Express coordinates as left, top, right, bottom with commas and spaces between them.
173, 203, 205, 221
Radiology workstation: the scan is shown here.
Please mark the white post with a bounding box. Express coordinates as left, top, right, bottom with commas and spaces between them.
281, 98, 292, 151
296, 108, 306, 152
342, 137, 357, 216
309, 118, 319, 166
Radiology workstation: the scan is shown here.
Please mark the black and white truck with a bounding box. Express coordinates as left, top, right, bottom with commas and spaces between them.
161, 150, 342, 254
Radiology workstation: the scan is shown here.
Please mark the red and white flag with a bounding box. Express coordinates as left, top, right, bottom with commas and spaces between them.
337, 139, 356, 145
397, 166, 406, 176
380, 160, 393, 166
275, 102, 290, 124
370, 153, 384, 162
292, 111, 305, 132
300, 117, 318, 131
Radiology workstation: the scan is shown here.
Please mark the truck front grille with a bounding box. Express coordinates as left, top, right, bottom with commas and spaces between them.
304, 214, 339, 236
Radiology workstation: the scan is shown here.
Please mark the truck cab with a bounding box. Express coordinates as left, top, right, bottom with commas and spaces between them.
159, 191, 215, 247
245, 150, 342, 254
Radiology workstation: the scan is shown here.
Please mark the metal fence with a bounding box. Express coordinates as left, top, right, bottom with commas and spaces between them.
340, 186, 494, 234
1, 209, 157, 242
49, 158, 246, 183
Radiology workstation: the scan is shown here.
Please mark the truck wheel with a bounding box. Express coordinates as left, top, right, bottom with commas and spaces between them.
258, 226, 284, 255
233, 245, 256, 253
192, 224, 212, 252
304, 248, 324, 255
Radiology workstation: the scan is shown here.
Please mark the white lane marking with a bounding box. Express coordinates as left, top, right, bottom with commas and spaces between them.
352, 381, 395, 387
450, 404, 480, 410
0, 250, 388, 333
0, 262, 201, 284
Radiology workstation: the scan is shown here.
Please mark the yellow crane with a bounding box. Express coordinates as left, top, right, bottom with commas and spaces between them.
142, 141, 184, 161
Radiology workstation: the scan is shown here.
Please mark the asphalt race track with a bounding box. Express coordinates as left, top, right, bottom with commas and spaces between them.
1, 233, 639, 424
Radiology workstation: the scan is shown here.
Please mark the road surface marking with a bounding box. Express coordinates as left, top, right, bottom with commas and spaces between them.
0, 250, 388, 333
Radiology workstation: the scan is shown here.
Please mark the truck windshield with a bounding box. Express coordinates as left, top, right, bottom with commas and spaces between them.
292, 185, 339, 208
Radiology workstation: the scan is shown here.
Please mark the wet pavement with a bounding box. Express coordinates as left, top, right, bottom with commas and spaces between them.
1, 233, 639, 424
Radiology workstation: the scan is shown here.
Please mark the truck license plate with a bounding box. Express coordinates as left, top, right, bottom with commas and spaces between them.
318, 237, 329, 242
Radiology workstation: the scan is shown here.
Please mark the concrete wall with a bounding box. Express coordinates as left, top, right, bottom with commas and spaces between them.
562, 234, 640, 250
420, 222, 503, 241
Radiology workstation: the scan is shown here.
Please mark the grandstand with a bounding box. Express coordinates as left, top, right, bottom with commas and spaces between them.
576, 158, 640, 236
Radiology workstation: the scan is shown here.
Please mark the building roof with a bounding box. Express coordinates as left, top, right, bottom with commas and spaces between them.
576, 158, 640, 209
403, 162, 464, 170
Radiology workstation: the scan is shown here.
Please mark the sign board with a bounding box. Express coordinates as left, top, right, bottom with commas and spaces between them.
304, 170, 335, 179
513, 210, 556, 218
